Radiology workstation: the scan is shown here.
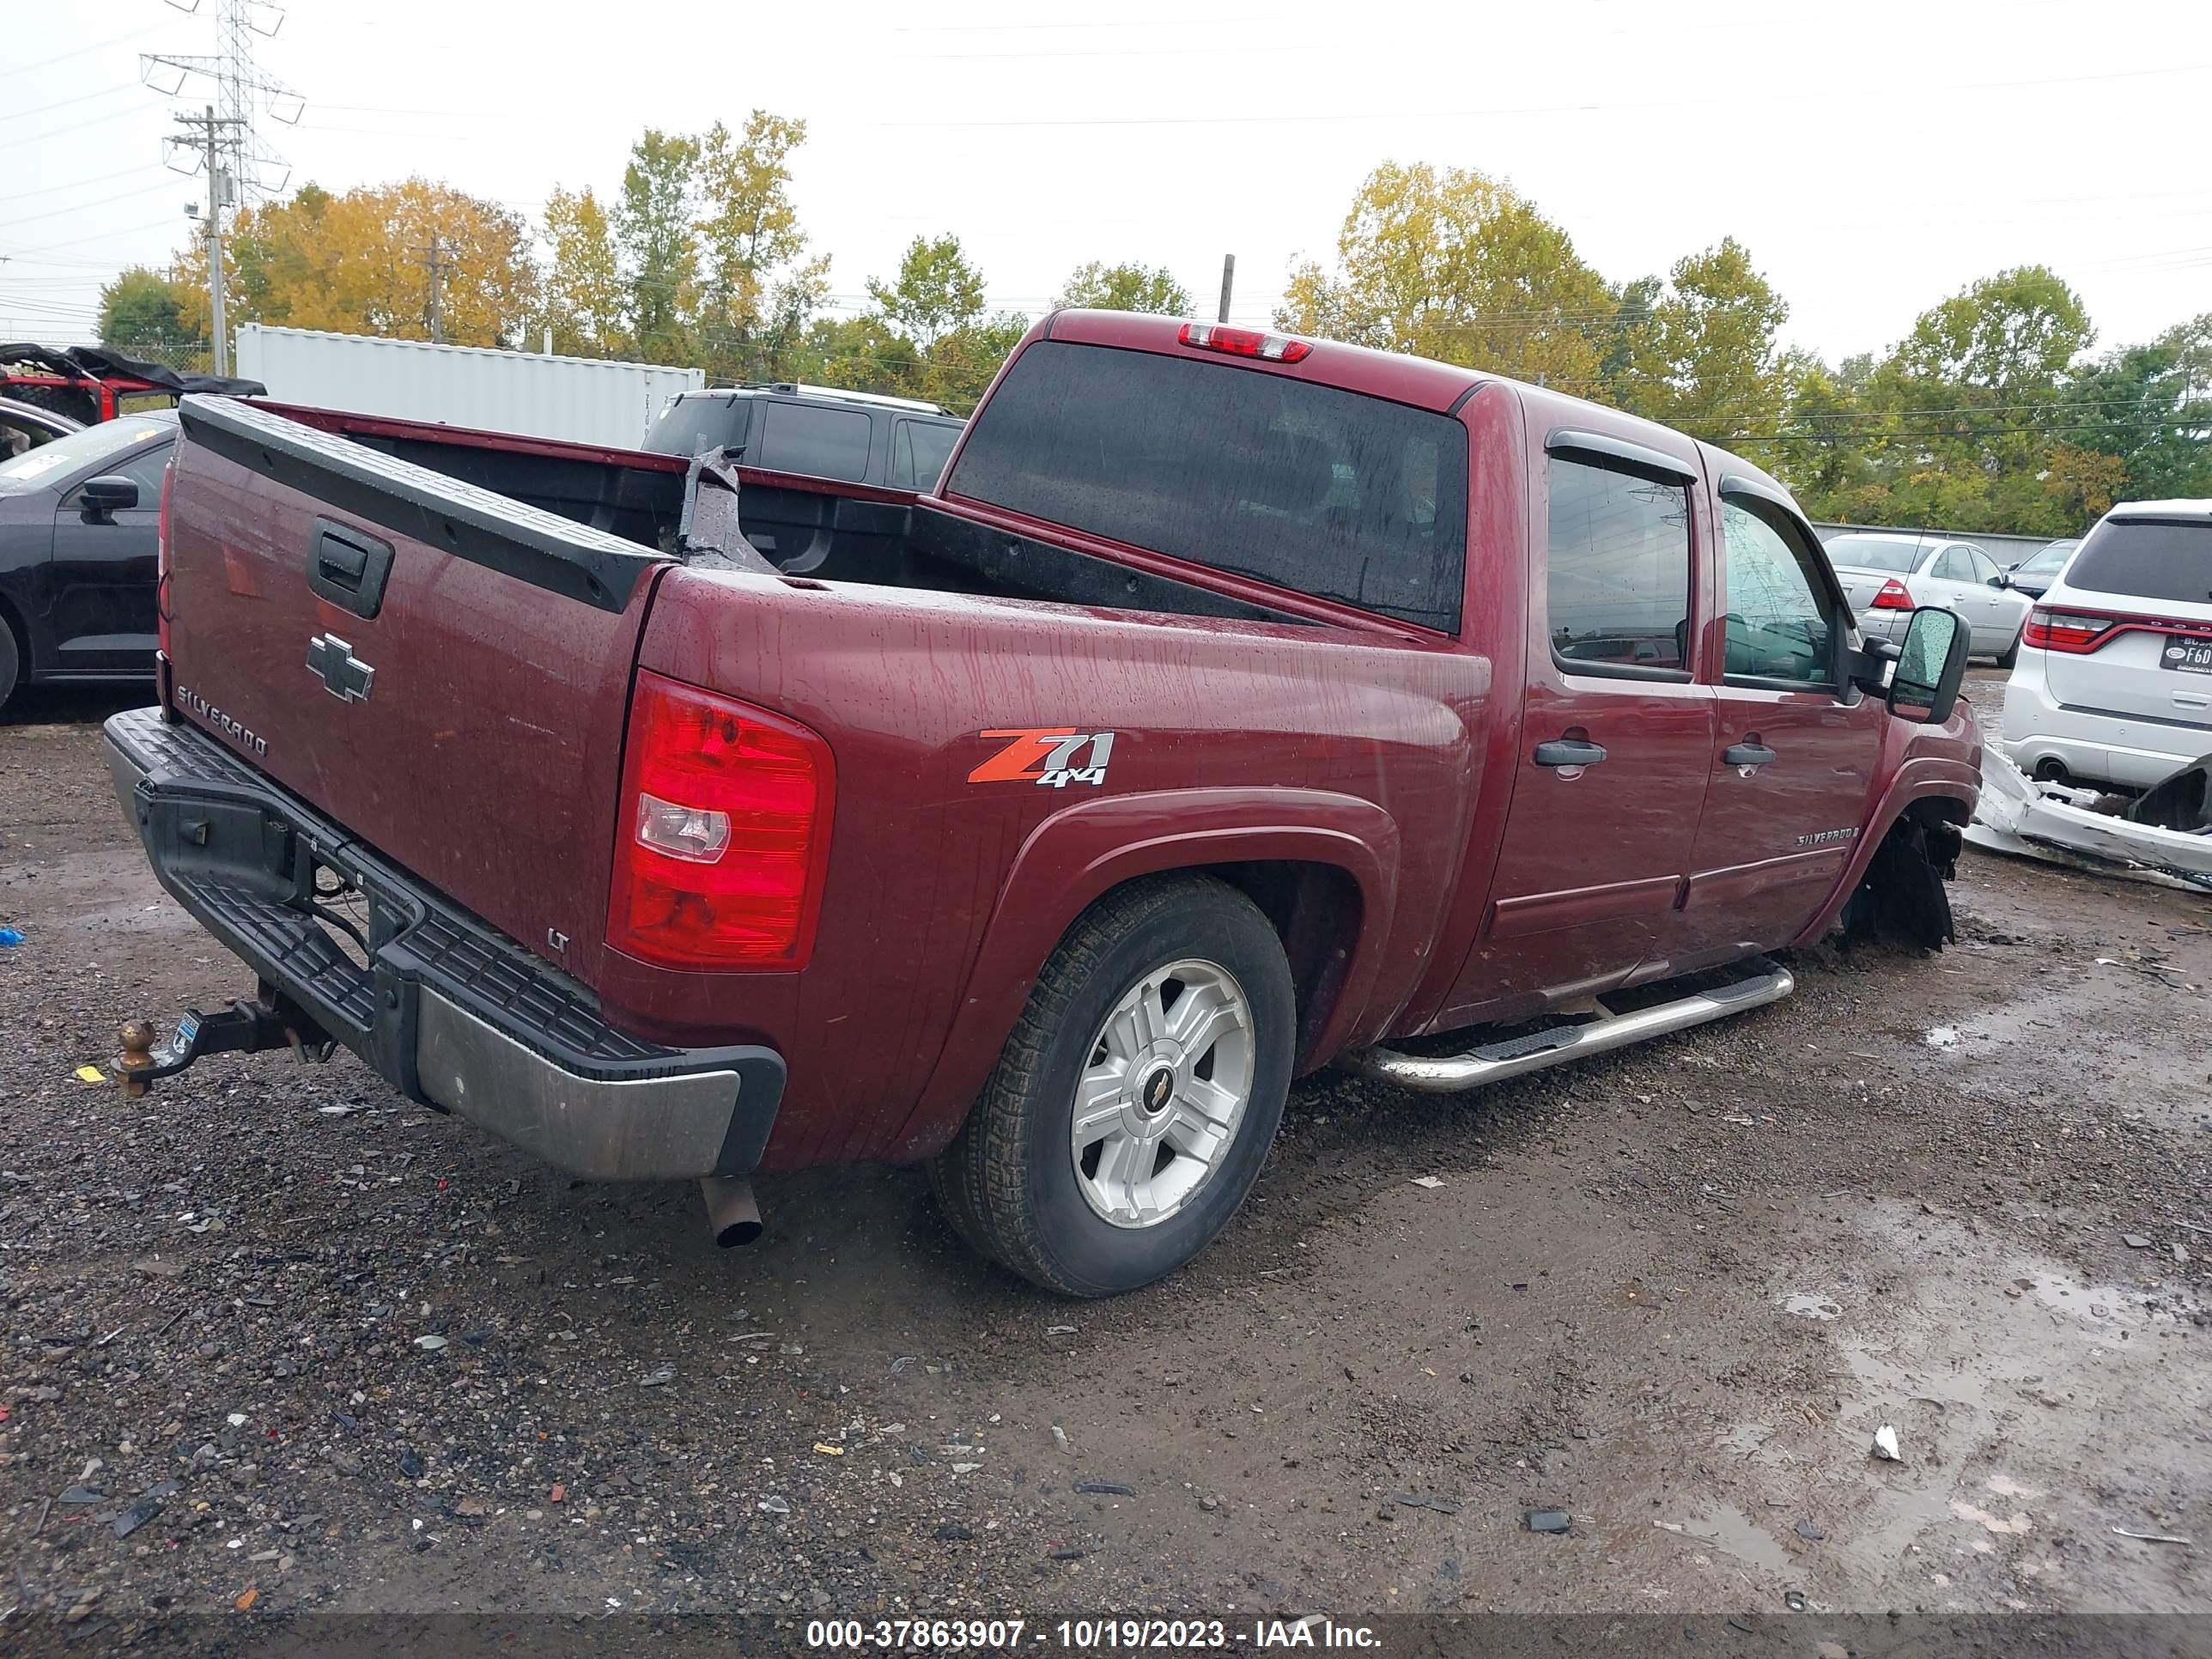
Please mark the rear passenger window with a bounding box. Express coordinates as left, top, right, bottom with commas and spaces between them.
1545, 458, 1692, 677
755, 402, 872, 483
945, 339, 1468, 632
892, 418, 960, 489
1720, 501, 1836, 685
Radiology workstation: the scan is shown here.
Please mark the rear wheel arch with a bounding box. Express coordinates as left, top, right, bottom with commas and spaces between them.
897, 797, 1400, 1160
929, 870, 1298, 1295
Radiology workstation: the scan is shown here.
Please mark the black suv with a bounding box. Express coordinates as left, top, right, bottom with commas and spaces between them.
644, 383, 964, 491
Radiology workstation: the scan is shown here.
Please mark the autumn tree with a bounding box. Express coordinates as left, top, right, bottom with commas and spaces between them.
542, 186, 628, 357
97, 267, 191, 351
171, 179, 538, 349
1276, 162, 1615, 389
1054, 261, 1191, 315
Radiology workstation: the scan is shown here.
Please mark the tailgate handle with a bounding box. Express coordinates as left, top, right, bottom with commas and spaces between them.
307, 518, 394, 618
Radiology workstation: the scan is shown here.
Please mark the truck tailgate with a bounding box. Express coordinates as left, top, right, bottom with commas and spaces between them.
163, 395, 670, 986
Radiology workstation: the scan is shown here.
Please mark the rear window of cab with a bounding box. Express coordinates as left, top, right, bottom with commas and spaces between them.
2063, 519, 2211, 605
945, 339, 1469, 632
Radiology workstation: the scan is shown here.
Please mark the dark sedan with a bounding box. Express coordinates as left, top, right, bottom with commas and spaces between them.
2004, 537, 2081, 600
0, 410, 174, 711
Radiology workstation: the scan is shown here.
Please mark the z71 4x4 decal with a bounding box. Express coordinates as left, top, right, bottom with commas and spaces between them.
968, 728, 1117, 789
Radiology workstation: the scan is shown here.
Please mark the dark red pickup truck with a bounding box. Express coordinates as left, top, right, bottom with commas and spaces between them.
104, 310, 1981, 1295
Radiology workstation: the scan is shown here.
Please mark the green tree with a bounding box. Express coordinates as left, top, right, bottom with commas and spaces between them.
1772, 351, 1881, 514
542, 185, 628, 357
1595, 273, 1661, 404
797, 313, 924, 398
97, 267, 191, 350
867, 234, 988, 349
1054, 261, 1191, 315
1275, 161, 1616, 390
917, 313, 1030, 414
696, 112, 829, 380
2056, 315, 2212, 503
1618, 238, 1790, 453
617, 129, 702, 364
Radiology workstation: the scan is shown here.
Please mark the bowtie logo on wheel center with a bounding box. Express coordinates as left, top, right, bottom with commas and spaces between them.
1139, 1064, 1176, 1116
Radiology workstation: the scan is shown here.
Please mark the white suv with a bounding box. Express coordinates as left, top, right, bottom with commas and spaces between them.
2002, 501, 2212, 789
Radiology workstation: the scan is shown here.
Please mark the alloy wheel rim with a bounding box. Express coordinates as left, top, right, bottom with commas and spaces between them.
1069, 958, 1255, 1229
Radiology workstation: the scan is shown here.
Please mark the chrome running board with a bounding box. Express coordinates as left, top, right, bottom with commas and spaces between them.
1346, 962, 1795, 1094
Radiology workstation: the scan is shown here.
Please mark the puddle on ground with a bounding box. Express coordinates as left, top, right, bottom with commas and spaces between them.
1717, 1419, 1774, 1455
1659, 1504, 1791, 1576
1782, 1292, 1842, 1321
1923, 1025, 1960, 1050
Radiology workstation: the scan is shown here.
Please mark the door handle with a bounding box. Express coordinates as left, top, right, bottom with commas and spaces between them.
317, 536, 368, 585
1723, 741, 1777, 768
1534, 738, 1608, 769
306, 518, 394, 619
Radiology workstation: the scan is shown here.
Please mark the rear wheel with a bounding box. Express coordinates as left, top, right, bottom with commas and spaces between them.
1996, 629, 2021, 671
932, 874, 1295, 1297
6, 384, 97, 428
0, 622, 20, 714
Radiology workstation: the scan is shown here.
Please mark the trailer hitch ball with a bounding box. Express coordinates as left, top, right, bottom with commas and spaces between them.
118, 1020, 158, 1098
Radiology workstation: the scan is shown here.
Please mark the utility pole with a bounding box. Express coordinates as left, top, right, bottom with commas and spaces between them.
420, 238, 453, 343
1217, 254, 1236, 325
173, 105, 246, 374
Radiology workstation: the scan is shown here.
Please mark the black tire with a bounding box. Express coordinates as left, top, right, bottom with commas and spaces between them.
0, 620, 19, 714
7, 384, 97, 428
933, 874, 1295, 1297
1996, 630, 2021, 671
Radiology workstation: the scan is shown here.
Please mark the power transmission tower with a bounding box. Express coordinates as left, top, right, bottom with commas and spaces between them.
172, 106, 246, 374
143, 0, 305, 370
143, 0, 305, 198
419, 239, 454, 343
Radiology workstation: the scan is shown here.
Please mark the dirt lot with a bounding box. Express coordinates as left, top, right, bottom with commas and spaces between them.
2, 674, 2208, 1650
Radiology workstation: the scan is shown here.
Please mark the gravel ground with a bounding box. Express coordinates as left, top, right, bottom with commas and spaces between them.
2, 674, 2208, 1654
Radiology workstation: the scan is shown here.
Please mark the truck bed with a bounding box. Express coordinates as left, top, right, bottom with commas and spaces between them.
270, 401, 1308, 626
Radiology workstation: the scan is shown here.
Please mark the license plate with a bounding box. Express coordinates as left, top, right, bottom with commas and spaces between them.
2160, 636, 2212, 675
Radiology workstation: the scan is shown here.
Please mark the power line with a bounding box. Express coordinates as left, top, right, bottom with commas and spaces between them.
0, 164, 163, 208
0, 82, 142, 125
3, 178, 183, 233
0, 23, 163, 82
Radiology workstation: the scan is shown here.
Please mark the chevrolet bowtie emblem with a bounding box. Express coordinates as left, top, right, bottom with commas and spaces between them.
306, 633, 374, 703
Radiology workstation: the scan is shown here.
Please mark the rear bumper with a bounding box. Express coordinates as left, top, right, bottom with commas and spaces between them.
103, 706, 784, 1181
2002, 658, 2212, 789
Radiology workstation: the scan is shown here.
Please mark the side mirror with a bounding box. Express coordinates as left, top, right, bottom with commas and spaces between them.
1887, 606, 1970, 725
1991, 571, 2010, 589
78, 474, 140, 522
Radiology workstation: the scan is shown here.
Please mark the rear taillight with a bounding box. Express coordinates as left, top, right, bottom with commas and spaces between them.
1869, 578, 1914, 611
2022, 608, 2117, 653
1178, 321, 1311, 363
156, 458, 174, 657
606, 672, 835, 970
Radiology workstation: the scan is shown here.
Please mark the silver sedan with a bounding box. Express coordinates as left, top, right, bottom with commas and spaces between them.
1823, 532, 2038, 665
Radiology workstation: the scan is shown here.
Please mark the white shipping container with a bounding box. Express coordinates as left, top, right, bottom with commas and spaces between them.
233, 324, 704, 450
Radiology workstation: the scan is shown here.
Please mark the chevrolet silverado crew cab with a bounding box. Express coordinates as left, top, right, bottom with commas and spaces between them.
103, 311, 1981, 1296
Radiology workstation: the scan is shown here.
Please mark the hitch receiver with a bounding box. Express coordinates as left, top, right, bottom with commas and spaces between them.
115, 985, 337, 1097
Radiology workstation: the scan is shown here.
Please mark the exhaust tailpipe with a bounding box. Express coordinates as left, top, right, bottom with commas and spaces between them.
700, 1176, 763, 1249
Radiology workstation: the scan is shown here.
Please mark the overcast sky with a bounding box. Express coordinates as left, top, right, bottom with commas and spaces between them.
5, 0, 2208, 368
